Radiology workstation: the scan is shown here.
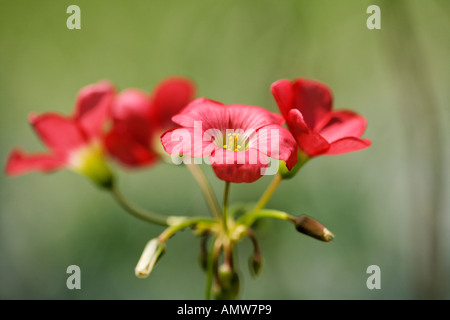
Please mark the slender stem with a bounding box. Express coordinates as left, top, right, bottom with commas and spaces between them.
222, 181, 231, 233
158, 217, 216, 242
247, 228, 261, 257
204, 236, 217, 300
253, 173, 282, 211
110, 184, 169, 226
237, 209, 293, 227
185, 164, 221, 219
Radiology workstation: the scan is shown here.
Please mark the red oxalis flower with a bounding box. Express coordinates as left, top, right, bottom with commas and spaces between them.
5, 81, 115, 187
271, 78, 371, 157
160, 98, 297, 183
105, 77, 195, 167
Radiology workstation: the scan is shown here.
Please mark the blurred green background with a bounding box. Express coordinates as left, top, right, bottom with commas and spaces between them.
1, 0, 449, 299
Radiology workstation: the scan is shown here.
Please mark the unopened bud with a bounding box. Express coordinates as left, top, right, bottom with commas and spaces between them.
294, 215, 334, 242
218, 263, 233, 285
248, 252, 262, 277
215, 265, 240, 300
135, 238, 165, 278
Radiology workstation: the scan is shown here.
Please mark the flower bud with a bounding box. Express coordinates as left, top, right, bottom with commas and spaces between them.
294, 215, 334, 242
135, 238, 166, 278
248, 252, 262, 278
215, 264, 240, 300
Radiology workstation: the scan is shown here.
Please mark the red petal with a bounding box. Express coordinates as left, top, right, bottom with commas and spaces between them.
271, 79, 294, 120
211, 149, 269, 183
5, 149, 65, 176
287, 109, 330, 157
74, 81, 115, 138
291, 79, 333, 131
30, 113, 87, 155
105, 131, 157, 167
110, 89, 153, 147
150, 77, 196, 129
160, 127, 212, 158
111, 89, 150, 121
324, 137, 371, 155
251, 124, 297, 169
227, 105, 284, 131
319, 110, 367, 143
172, 98, 228, 131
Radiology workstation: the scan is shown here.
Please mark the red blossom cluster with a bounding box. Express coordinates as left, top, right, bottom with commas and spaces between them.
5, 77, 370, 183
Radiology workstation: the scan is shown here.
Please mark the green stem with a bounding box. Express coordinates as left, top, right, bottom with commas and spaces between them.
185, 164, 221, 220
222, 181, 231, 233
237, 209, 293, 227
204, 236, 217, 300
253, 173, 282, 211
158, 217, 216, 242
110, 183, 169, 226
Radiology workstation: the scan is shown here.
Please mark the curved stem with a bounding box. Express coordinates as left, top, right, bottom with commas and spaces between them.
158, 217, 217, 242
237, 209, 293, 227
253, 173, 282, 211
185, 164, 221, 220
222, 181, 231, 234
247, 228, 261, 257
110, 183, 169, 226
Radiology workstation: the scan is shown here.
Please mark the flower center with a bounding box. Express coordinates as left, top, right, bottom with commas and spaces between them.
222, 132, 248, 152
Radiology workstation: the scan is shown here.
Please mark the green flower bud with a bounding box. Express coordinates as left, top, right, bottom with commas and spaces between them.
214, 265, 240, 300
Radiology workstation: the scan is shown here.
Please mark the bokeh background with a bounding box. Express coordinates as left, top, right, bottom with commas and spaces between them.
0, 0, 449, 299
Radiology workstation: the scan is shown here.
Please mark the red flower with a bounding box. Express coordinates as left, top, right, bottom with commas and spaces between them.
105, 77, 195, 167
271, 79, 371, 157
5, 81, 115, 187
160, 98, 297, 183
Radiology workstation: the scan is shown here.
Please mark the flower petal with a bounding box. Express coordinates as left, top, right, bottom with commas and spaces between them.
150, 77, 196, 129
110, 89, 153, 147
226, 105, 284, 131
74, 81, 115, 138
250, 124, 297, 169
172, 98, 228, 131
271, 79, 294, 120
111, 89, 150, 121
160, 127, 212, 158
291, 78, 333, 131
324, 137, 371, 155
318, 110, 368, 143
29, 113, 87, 155
105, 130, 157, 167
211, 148, 269, 183
287, 109, 330, 157
5, 149, 65, 176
